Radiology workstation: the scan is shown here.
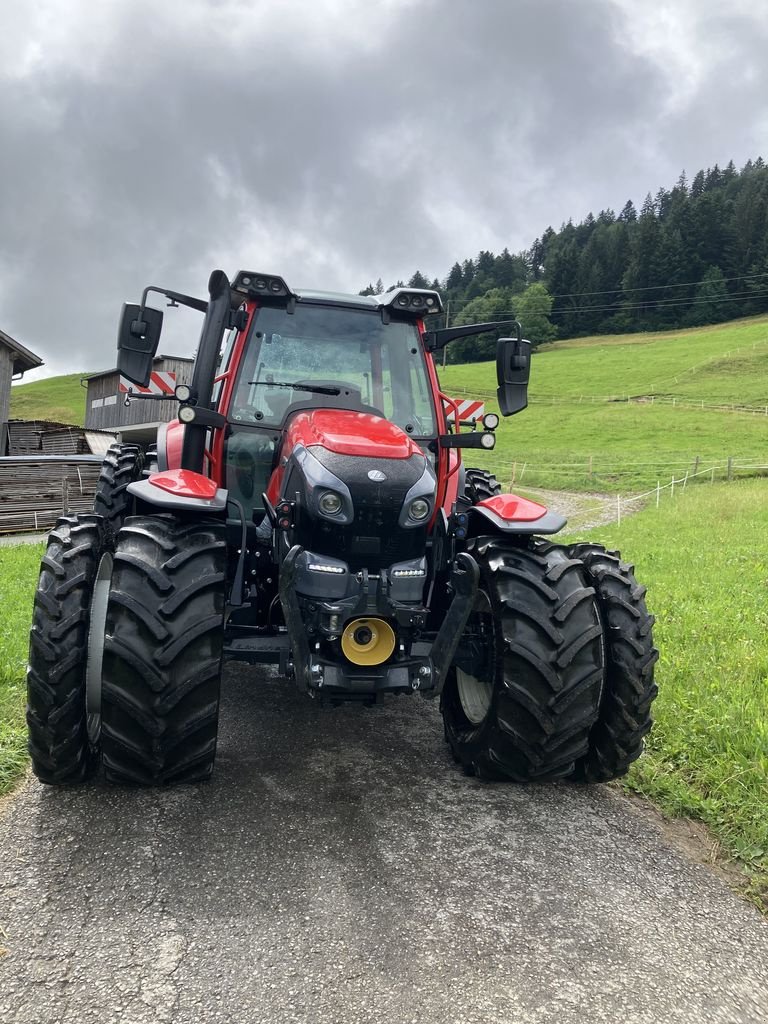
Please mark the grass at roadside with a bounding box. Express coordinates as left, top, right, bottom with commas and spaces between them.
574, 479, 768, 905
0, 544, 42, 794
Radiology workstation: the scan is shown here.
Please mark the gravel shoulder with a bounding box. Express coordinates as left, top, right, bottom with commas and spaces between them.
1, 668, 767, 1024
518, 486, 644, 533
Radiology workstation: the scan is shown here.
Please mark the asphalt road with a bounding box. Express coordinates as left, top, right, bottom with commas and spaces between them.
1, 665, 767, 1024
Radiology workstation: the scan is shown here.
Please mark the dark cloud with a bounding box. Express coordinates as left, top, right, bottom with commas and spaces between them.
0, 0, 765, 377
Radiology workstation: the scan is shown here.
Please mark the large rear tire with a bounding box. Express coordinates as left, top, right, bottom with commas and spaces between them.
464, 468, 501, 504
100, 515, 227, 785
441, 538, 605, 781
566, 542, 659, 781
26, 515, 113, 784
92, 443, 145, 534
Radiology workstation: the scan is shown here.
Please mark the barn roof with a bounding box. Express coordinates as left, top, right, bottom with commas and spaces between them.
0, 328, 44, 375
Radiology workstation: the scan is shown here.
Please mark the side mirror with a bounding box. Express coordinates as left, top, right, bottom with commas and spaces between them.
496, 337, 531, 416
117, 303, 163, 387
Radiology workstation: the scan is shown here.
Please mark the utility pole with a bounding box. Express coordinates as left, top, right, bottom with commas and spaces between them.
442, 299, 450, 368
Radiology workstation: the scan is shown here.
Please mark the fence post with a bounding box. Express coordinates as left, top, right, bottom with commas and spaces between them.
617, 494, 621, 526
693, 456, 700, 477
656, 481, 660, 508
671, 475, 675, 499
512, 462, 517, 484
682, 471, 688, 489
710, 467, 715, 483
588, 455, 593, 480
673, 398, 676, 408
519, 462, 527, 481
727, 457, 734, 481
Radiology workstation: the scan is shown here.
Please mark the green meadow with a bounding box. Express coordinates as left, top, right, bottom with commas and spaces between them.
438, 314, 768, 492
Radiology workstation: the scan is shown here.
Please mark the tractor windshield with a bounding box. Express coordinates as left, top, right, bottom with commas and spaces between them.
230, 304, 436, 436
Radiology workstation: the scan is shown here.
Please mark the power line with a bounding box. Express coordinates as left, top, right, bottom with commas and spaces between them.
449, 287, 768, 322
444, 269, 768, 310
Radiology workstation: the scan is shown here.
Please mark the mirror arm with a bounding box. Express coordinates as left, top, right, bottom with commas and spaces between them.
424, 319, 522, 352
138, 285, 208, 316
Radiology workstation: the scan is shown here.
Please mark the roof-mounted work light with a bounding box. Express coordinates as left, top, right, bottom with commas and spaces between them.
378, 288, 443, 323
231, 271, 296, 310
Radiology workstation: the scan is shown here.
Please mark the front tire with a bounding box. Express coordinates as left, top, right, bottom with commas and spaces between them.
26, 515, 113, 784
567, 543, 659, 781
442, 538, 605, 781
100, 515, 227, 785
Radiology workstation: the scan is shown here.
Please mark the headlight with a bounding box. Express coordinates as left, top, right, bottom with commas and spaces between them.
319, 491, 343, 516
408, 498, 430, 521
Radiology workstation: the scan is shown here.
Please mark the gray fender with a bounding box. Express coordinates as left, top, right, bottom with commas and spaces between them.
467, 504, 566, 535
127, 478, 228, 513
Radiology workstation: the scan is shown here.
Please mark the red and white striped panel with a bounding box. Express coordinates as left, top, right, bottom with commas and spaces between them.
443, 397, 485, 421
118, 372, 177, 395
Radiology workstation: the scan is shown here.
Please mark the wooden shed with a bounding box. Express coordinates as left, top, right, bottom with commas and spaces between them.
84, 354, 194, 445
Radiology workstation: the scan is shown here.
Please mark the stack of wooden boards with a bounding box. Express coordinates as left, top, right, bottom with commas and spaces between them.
0, 456, 103, 533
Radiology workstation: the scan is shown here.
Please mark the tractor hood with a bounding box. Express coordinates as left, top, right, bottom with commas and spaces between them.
283, 409, 424, 460
269, 408, 436, 570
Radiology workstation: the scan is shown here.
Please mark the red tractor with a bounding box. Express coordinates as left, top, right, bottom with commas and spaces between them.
27, 270, 657, 786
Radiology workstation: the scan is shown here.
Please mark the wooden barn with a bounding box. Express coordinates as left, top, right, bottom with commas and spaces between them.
84, 354, 194, 445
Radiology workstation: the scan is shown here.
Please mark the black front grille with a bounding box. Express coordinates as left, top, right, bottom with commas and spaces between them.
301, 509, 426, 572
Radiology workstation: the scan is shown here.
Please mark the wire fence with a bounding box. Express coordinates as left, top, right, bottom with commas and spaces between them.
448, 387, 768, 416
511, 458, 768, 529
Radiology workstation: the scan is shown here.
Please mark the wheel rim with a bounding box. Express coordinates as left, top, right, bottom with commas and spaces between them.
86, 551, 112, 744
456, 666, 493, 725
455, 589, 494, 725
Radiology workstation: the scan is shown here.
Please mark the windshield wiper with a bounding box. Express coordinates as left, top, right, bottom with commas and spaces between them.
247, 381, 341, 395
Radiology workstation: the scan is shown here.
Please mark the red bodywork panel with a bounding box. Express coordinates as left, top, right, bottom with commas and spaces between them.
286, 409, 422, 459
148, 468, 218, 500
163, 420, 185, 471
477, 494, 547, 522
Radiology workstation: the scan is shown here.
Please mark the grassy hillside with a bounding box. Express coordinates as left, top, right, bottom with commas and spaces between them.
9, 372, 89, 426
441, 314, 768, 401
438, 314, 768, 493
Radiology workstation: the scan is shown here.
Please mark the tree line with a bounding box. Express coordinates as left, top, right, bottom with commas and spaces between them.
360, 157, 768, 363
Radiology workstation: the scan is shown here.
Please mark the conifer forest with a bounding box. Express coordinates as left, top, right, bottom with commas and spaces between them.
360, 158, 768, 363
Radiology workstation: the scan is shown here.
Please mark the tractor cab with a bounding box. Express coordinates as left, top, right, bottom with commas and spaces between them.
218, 292, 440, 530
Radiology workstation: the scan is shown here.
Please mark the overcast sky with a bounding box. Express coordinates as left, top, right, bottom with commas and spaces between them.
2, 0, 767, 379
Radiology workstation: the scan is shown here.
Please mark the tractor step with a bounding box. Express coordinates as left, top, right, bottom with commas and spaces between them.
223, 632, 291, 665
